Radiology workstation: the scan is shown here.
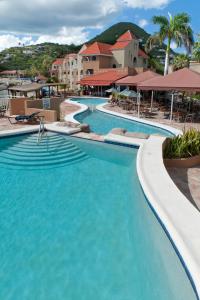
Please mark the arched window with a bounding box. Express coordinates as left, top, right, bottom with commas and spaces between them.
133, 57, 137, 64
112, 64, 116, 68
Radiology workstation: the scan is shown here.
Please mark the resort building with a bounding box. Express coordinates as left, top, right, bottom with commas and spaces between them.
50, 58, 64, 80
56, 44, 87, 90
80, 30, 148, 76
0, 70, 24, 78
189, 61, 200, 74
51, 31, 149, 91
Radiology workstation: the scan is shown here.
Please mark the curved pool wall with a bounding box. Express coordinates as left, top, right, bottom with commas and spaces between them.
0, 132, 197, 299
67, 97, 181, 136
137, 136, 200, 299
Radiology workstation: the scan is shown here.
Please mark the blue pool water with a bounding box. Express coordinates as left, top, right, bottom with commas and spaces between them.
0, 132, 196, 300
70, 97, 107, 106
76, 109, 173, 136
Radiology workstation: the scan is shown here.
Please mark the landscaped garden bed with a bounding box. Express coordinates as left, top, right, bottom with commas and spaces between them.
164, 129, 200, 168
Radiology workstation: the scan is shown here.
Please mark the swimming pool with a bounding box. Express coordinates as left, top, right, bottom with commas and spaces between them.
0, 132, 196, 299
76, 109, 173, 136
71, 97, 107, 106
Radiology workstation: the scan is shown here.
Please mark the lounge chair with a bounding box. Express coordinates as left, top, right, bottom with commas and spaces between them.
8, 112, 40, 124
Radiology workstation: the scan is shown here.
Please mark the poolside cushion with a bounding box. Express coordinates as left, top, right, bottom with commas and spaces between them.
110, 128, 127, 135
125, 132, 149, 139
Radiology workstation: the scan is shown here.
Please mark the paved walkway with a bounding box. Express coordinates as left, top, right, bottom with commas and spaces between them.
0, 118, 28, 131
167, 166, 200, 211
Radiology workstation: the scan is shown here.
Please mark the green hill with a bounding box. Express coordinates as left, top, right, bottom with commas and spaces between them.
0, 43, 80, 74
89, 22, 149, 45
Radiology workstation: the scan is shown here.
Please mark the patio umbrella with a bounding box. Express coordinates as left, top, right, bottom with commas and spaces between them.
119, 89, 138, 98
105, 87, 118, 93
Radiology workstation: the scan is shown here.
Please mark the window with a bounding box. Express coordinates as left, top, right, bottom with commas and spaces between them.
92, 56, 96, 61
86, 69, 94, 75
112, 64, 116, 68
133, 57, 137, 64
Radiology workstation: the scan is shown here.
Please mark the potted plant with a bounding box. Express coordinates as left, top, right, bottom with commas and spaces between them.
163, 128, 200, 167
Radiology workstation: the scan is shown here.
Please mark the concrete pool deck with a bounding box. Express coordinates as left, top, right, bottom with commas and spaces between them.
167, 166, 200, 211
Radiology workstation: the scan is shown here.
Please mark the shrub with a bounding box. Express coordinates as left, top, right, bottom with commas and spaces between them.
164, 129, 200, 159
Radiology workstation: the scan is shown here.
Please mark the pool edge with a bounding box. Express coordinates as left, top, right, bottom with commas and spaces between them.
137, 135, 200, 299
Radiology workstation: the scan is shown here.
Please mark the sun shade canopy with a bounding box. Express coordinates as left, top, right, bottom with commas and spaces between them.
138, 68, 200, 91
116, 70, 160, 86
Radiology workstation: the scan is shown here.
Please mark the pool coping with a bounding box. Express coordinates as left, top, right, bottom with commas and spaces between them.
137, 135, 200, 299
64, 99, 88, 124
0, 125, 39, 137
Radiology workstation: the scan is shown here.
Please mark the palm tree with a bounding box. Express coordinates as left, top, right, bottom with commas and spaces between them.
173, 54, 190, 71
146, 13, 194, 75
192, 34, 200, 62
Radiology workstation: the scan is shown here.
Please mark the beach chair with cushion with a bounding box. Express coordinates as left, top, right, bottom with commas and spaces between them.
8, 112, 40, 124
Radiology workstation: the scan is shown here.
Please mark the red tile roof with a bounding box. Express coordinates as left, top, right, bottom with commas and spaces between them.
116, 70, 160, 86
0, 70, 18, 75
138, 68, 200, 91
110, 41, 130, 50
110, 30, 136, 50
138, 48, 148, 59
53, 58, 64, 65
80, 70, 128, 86
80, 42, 112, 56
117, 30, 135, 42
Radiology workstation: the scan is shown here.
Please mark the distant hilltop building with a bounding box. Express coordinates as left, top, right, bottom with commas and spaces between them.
50, 30, 148, 91
0, 70, 25, 78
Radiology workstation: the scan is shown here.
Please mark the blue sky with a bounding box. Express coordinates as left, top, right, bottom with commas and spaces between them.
0, 0, 199, 51
98, 0, 200, 39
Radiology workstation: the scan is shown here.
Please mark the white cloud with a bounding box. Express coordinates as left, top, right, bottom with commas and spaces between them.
35, 27, 88, 45
122, 0, 171, 9
138, 19, 148, 28
0, 0, 172, 51
0, 35, 33, 51
0, 27, 88, 51
0, 0, 119, 35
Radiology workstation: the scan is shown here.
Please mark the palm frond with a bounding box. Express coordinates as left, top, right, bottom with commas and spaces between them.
152, 16, 169, 27
145, 34, 161, 53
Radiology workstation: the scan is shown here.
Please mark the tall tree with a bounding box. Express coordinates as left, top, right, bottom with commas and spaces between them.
192, 34, 200, 62
145, 13, 194, 75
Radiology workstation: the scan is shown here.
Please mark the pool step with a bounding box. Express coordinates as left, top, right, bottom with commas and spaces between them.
0, 133, 89, 169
